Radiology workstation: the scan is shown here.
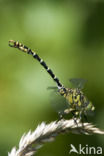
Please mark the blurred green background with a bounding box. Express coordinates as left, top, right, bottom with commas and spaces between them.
0, 0, 104, 155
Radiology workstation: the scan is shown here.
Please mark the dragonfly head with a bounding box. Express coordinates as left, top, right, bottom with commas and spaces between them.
87, 102, 95, 110
85, 101, 95, 116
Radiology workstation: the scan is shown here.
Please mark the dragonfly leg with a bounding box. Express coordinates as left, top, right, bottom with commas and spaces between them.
84, 114, 88, 122
58, 111, 64, 119
80, 112, 88, 127
79, 112, 84, 127
64, 108, 73, 114
57, 111, 65, 122
71, 111, 79, 127
57, 108, 71, 121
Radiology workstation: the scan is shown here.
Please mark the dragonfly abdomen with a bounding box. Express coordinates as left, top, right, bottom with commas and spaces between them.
9, 40, 63, 88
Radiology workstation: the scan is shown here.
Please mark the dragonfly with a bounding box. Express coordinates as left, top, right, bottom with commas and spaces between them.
48, 78, 94, 120
9, 40, 95, 121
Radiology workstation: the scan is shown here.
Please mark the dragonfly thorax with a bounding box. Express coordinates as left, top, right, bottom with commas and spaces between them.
64, 88, 84, 107
59, 87, 95, 117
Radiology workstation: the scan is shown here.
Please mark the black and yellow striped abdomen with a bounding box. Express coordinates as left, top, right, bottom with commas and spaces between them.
9, 40, 63, 88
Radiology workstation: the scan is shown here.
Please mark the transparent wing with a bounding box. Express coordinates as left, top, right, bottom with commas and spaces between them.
48, 89, 69, 114
69, 78, 87, 89
47, 86, 58, 90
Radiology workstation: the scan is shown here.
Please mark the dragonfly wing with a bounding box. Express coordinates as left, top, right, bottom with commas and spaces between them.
47, 86, 58, 90
49, 90, 69, 114
69, 78, 87, 89
47, 86, 58, 93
